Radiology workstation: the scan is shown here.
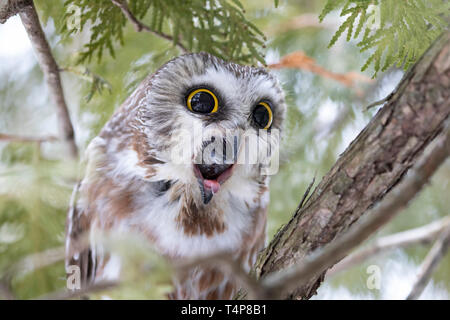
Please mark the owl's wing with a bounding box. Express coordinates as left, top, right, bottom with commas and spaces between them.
65, 181, 96, 287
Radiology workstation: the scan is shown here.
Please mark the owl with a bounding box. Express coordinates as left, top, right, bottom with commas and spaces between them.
65, 52, 286, 299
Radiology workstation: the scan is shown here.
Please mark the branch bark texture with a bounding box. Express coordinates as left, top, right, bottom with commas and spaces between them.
252, 32, 450, 299
19, 1, 78, 158
261, 123, 450, 298
0, 0, 30, 23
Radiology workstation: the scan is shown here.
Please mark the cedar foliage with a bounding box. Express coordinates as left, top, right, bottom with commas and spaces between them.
320, 0, 449, 76
62, 0, 267, 65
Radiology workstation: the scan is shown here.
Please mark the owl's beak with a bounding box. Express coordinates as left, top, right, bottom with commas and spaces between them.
193, 164, 234, 204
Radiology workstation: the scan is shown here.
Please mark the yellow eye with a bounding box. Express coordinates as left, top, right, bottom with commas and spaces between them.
186, 88, 218, 114
252, 102, 273, 129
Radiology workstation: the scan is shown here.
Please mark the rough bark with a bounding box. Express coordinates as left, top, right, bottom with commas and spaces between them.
259, 124, 449, 298
253, 31, 450, 299
0, 0, 31, 23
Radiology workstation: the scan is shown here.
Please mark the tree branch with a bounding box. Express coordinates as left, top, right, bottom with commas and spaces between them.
327, 216, 450, 277
406, 226, 450, 300
1, 246, 65, 282
0, 246, 65, 299
36, 280, 119, 300
0, 0, 31, 23
240, 31, 450, 300
175, 252, 263, 299
0, 133, 58, 143
19, 1, 78, 158
365, 92, 394, 110
274, 13, 339, 34
260, 123, 450, 298
110, 0, 187, 52
268, 51, 373, 94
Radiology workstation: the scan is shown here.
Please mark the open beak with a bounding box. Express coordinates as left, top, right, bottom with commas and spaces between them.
193, 163, 234, 204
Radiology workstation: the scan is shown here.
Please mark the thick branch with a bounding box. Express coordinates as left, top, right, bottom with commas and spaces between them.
110, 0, 187, 52
19, 1, 78, 158
261, 123, 450, 298
247, 31, 450, 299
328, 216, 450, 277
406, 226, 450, 300
0, 0, 30, 23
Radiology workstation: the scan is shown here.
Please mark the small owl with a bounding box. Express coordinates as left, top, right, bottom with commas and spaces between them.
65, 52, 286, 299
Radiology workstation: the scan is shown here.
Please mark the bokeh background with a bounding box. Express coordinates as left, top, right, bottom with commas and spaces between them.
0, 0, 448, 299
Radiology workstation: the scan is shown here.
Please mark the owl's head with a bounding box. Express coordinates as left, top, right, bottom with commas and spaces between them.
127, 52, 286, 205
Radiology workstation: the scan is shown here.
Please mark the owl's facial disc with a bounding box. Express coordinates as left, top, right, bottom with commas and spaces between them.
193, 164, 234, 204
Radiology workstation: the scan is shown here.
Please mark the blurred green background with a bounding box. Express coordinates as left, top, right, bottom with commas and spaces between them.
0, 0, 448, 299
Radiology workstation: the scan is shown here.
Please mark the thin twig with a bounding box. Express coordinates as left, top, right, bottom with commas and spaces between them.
261, 120, 450, 299
365, 92, 394, 110
175, 252, 263, 299
327, 216, 450, 277
110, 0, 187, 52
29, 236, 260, 299
0, 246, 65, 300
273, 13, 339, 35
36, 280, 119, 300
268, 51, 373, 93
19, 1, 78, 158
38, 248, 260, 299
296, 175, 316, 212
2, 246, 65, 282
0, 133, 58, 143
406, 226, 450, 300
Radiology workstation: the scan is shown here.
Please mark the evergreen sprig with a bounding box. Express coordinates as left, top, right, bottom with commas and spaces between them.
320, 0, 449, 77
62, 66, 112, 102
62, 0, 266, 65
